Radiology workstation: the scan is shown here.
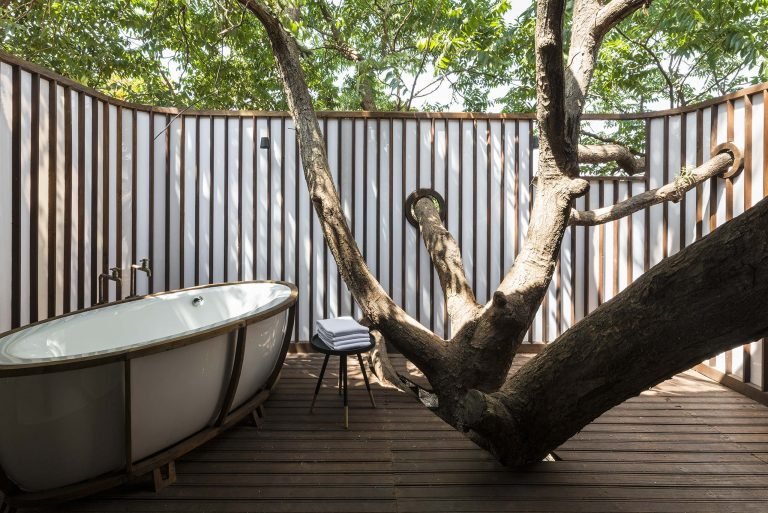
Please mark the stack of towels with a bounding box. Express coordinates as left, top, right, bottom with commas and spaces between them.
316, 316, 371, 350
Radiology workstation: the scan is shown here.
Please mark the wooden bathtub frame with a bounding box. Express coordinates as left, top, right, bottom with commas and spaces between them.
0, 280, 298, 509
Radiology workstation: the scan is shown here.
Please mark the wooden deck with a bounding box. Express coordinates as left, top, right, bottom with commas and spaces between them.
57, 353, 768, 513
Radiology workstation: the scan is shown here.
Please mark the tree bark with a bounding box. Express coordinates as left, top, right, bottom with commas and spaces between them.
571, 152, 732, 226
461, 196, 768, 466
579, 143, 646, 175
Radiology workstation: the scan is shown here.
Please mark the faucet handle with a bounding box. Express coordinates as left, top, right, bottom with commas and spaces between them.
140, 258, 150, 268
109, 267, 122, 278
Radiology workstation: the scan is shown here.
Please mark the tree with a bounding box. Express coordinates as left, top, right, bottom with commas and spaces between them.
240, 0, 768, 467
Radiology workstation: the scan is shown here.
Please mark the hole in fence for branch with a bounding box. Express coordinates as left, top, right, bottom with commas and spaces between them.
713, 141, 744, 180
405, 189, 446, 228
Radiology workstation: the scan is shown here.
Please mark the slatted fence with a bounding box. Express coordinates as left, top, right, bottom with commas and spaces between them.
0, 52, 765, 396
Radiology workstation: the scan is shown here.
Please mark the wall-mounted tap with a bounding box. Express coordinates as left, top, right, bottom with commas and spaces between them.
129, 258, 152, 298
98, 267, 122, 305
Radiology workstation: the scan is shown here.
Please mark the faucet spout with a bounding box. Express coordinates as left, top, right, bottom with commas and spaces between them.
98, 267, 122, 305
129, 258, 152, 297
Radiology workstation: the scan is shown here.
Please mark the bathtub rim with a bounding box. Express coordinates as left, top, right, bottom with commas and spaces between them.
0, 280, 298, 377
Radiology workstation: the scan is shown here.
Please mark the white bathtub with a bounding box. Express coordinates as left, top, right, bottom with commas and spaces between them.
0, 281, 297, 504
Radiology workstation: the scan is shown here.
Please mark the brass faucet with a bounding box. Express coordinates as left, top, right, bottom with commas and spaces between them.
98, 267, 122, 305
129, 258, 152, 297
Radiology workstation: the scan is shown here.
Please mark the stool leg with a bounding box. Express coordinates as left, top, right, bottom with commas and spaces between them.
310, 354, 330, 414
342, 355, 349, 429
358, 353, 376, 408
338, 357, 343, 395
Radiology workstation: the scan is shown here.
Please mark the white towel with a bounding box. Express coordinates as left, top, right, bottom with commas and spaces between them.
318, 332, 370, 343
316, 316, 368, 337
325, 337, 372, 350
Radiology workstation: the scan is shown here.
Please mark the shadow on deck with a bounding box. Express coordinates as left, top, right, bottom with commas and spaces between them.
59, 353, 768, 512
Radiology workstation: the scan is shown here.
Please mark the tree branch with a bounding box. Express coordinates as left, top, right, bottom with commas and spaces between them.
594, 0, 652, 38
462, 194, 768, 466
569, 152, 732, 226
564, 1, 650, 157
579, 143, 646, 175
413, 197, 479, 333
582, 130, 645, 156
240, 0, 444, 371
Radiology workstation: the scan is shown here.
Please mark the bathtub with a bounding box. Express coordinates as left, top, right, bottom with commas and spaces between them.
0, 281, 297, 506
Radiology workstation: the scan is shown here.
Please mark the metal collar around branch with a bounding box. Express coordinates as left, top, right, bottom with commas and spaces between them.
405, 189, 446, 228
713, 141, 744, 180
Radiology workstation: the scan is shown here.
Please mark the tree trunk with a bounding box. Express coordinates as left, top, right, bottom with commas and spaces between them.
460, 196, 768, 466
243, 0, 765, 471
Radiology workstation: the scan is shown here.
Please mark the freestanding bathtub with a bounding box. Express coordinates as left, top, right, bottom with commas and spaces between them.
0, 280, 297, 507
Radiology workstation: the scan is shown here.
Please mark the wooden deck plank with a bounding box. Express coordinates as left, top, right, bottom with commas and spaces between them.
57, 353, 768, 513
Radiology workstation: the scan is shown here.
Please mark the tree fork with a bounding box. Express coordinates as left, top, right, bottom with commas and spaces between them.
461, 196, 768, 466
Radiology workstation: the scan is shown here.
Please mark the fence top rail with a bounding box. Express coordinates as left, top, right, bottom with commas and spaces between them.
1, 50, 766, 122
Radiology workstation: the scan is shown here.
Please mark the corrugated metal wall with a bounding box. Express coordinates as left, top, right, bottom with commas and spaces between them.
0, 54, 765, 391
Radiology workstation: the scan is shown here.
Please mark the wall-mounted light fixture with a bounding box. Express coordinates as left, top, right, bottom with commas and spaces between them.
259, 136, 270, 149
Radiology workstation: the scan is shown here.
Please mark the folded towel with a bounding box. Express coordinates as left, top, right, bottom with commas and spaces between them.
319, 336, 372, 351
318, 332, 370, 343
316, 316, 369, 337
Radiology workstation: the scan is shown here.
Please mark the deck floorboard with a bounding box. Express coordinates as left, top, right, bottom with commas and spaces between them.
56, 353, 768, 513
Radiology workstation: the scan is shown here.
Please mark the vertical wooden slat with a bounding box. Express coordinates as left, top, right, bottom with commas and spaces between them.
116, 106, 123, 297
176, 115, 185, 286
626, 178, 633, 285
401, 120, 406, 309
321, 118, 328, 319
10, 65, 20, 327
223, 118, 229, 281
724, 101, 734, 376
742, 94, 753, 383
499, 120, 506, 281
63, 87, 72, 312
238, 117, 244, 281
763, 91, 768, 391
644, 119, 650, 272
294, 120, 300, 340
49, 79, 58, 316
679, 113, 687, 250
597, 181, 604, 306
471, 119, 477, 294
131, 109, 138, 268
458, 120, 464, 250
485, 121, 492, 304
90, 100, 99, 302
416, 119, 421, 322
194, 116, 200, 285
709, 104, 719, 235
29, 74, 39, 321
389, 119, 395, 298
428, 118, 434, 330
164, 114, 171, 291
612, 181, 619, 297
513, 121, 519, 258
148, 111, 155, 292
442, 120, 449, 336
252, 116, 258, 282
211, 116, 217, 284
337, 118, 343, 313
76, 91, 85, 309
695, 109, 704, 240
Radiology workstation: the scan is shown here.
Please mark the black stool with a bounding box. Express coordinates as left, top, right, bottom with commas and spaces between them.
309, 334, 376, 428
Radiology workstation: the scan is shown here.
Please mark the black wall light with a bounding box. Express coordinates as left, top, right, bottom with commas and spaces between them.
259, 136, 270, 149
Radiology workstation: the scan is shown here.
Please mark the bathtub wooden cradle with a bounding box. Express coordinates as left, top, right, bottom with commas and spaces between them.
0, 280, 298, 510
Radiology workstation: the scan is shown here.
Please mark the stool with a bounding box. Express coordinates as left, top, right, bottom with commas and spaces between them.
309, 334, 376, 428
